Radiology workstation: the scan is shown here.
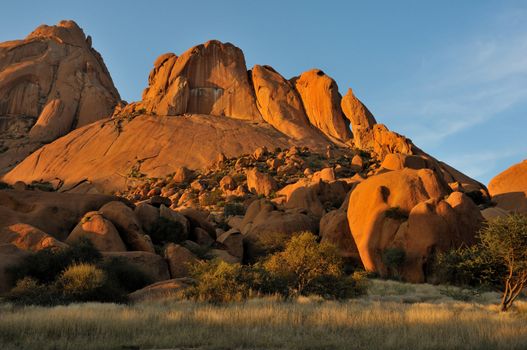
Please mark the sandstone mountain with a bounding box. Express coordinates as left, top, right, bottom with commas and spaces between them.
488, 159, 527, 213
0, 21, 499, 287
0, 20, 120, 173
2, 37, 484, 196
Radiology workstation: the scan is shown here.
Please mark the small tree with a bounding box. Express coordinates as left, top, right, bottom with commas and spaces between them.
262, 232, 343, 297
479, 214, 527, 311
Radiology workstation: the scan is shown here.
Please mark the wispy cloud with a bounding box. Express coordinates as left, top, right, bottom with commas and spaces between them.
380, 16, 527, 148
440, 148, 527, 181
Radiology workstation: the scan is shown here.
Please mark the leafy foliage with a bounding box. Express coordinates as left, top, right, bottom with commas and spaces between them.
186, 232, 367, 303
6, 239, 150, 305
479, 214, 527, 311
185, 260, 253, 303
433, 214, 527, 311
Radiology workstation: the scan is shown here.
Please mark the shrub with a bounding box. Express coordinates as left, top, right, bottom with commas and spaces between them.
6, 240, 147, 305
6, 277, 58, 306
149, 217, 187, 245
382, 247, 406, 279
432, 214, 527, 311
479, 214, 527, 311
244, 231, 290, 263
224, 202, 245, 217
432, 244, 504, 288
262, 232, 363, 298
8, 238, 101, 284
185, 260, 252, 303
56, 263, 107, 301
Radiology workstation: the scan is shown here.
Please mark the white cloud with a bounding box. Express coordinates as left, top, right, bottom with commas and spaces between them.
379, 24, 527, 148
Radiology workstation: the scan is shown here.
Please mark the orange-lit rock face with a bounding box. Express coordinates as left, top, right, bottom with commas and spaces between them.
252, 65, 325, 141
347, 169, 482, 282
3, 114, 331, 193
0, 20, 120, 172
341, 88, 376, 129
341, 88, 376, 149
293, 69, 351, 142
488, 159, 527, 213
142, 40, 262, 120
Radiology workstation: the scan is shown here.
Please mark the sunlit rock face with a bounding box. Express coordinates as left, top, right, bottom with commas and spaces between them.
488, 159, 527, 213
0, 20, 121, 173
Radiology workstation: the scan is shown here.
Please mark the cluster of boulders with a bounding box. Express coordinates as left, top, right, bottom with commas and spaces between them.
1, 20, 524, 292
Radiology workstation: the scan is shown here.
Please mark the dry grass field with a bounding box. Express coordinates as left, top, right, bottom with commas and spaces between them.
0, 280, 526, 350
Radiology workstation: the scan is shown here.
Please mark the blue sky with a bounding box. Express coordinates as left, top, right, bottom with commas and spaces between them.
1, 0, 526, 184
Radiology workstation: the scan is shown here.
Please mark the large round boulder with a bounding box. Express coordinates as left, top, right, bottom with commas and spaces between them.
347, 168, 482, 282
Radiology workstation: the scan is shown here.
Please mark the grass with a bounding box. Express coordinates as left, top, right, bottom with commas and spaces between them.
0, 280, 526, 349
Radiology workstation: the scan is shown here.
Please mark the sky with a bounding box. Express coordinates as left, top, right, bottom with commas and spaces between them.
1, 0, 525, 184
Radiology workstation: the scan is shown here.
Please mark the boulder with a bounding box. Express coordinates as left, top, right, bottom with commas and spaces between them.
219, 175, 237, 191
173, 167, 194, 184
176, 207, 216, 237
0, 190, 122, 241
216, 229, 244, 259
240, 200, 318, 236
251, 65, 326, 141
347, 168, 483, 282
134, 202, 159, 234
381, 153, 427, 171
66, 211, 127, 252
293, 69, 351, 142
128, 278, 193, 302
193, 227, 214, 247
0, 20, 120, 173
319, 209, 359, 260
0, 223, 67, 252
488, 159, 527, 213
164, 243, 197, 278
246, 168, 277, 196
99, 201, 154, 253
159, 205, 190, 237
481, 206, 510, 221
102, 251, 170, 282
206, 249, 240, 264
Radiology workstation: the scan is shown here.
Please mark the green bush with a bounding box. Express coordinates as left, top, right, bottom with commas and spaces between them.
185, 232, 367, 303
244, 231, 290, 263
6, 240, 149, 305
56, 263, 107, 302
8, 238, 101, 284
224, 202, 245, 217
149, 217, 187, 245
6, 277, 59, 306
262, 232, 349, 297
382, 247, 406, 279
432, 244, 505, 288
185, 260, 253, 303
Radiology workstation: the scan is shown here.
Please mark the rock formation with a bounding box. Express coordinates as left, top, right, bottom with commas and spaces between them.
293, 69, 352, 143
0, 20, 121, 172
488, 159, 527, 213
347, 169, 483, 282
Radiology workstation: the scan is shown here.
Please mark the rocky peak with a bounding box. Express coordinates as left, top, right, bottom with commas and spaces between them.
141, 40, 262, 121
26, 20, 89, 48
0, 20, 121, 173
293, 69, 352, 143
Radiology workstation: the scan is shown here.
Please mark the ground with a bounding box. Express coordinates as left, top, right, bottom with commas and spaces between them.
0, 279, 526, 350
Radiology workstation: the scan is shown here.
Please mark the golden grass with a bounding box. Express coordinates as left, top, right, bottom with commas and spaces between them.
0, 280, 526, 350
